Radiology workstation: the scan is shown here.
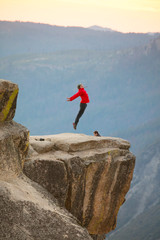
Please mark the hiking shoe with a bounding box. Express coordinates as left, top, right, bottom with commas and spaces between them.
73, 123, 77, 130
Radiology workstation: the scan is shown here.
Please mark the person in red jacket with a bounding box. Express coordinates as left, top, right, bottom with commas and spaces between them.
67, 84, 90, 130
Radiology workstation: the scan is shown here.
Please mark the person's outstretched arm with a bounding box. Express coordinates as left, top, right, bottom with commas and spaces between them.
67, 91, 80, 101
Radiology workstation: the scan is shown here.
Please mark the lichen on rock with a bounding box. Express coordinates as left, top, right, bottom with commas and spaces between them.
0, 79, 19, 122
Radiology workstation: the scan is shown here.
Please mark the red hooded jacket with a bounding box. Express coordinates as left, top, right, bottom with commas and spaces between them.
70, 88, 90, 103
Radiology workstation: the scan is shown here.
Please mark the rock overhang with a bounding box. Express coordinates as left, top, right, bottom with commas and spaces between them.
30, 133, 131, 152
25, 132, 135, 235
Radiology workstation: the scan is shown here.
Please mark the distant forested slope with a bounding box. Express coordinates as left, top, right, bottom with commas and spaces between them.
106, 135, 160, 240
107, 201, 160, 240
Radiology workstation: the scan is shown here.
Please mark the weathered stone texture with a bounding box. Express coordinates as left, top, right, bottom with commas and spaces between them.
24, 133, 136, 235
0, 121, 29, 175
91, 234, 106, 240
24, 156, 69, 206
0, 79, 19, 122
0, 176, 92, 240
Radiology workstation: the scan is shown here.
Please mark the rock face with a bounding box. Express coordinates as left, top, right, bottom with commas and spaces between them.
0, 79, 135, 240
0, 175, 93, 240
24, 133, 135, 235
0, 121, 29, 175
0, 79, 19, 122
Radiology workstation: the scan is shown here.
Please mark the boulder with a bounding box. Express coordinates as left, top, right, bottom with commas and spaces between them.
0, 175, 93, 240
24, 133, 136, 235
0, 121, 29, 175
24, 156, 69, 206
0, 79, 19, 122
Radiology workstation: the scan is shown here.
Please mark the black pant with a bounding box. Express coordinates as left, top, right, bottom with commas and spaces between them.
75, 103, 87, 125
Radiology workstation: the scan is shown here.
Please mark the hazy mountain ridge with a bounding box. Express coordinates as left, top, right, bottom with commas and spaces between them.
0, 21, 157, 58
88, 25, 115, 32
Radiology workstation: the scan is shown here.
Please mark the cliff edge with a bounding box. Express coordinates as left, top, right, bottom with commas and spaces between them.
0, 79, 135, 240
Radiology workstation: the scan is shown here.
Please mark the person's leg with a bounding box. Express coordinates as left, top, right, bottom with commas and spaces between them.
75, 103, 87, 126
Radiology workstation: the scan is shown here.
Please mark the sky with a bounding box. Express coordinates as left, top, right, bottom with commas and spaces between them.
0, 0, 160, 33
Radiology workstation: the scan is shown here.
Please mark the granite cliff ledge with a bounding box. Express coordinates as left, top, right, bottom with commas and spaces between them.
24, 133, 135, 236
0, 79, 135, 240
